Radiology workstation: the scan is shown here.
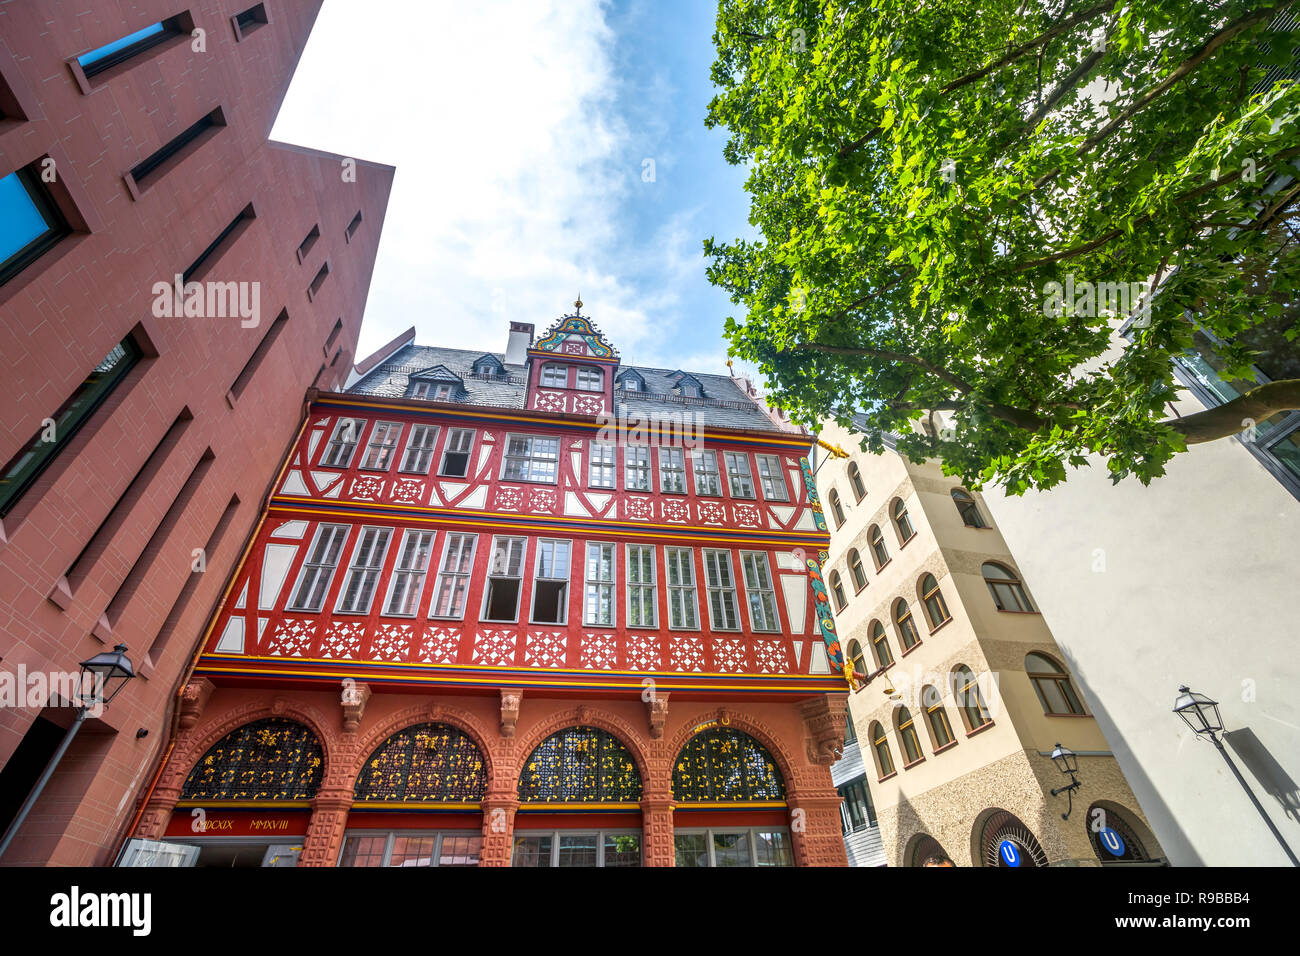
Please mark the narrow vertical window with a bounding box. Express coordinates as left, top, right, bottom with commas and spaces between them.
336, 527, 393, 613
0, 165, 70, 286
584, 542, 615, 626
691, 449, 721, 496
431, 533, 477, 618
848, 549, 867, 591
869, 525, 889, 568
897, 708, 924, 764
296, 224, 320, 262
344, 209, 363, 242
848, 462, 866, 501
627, 544, 657, 628
953, 665, 993, 730
755, 455, 788, 501
659, 447, 686, 493
871, 620, 893, 668
723, 452, 755, 498
892, 498, 915, 542
588, 441, 616, 489
361, 421, 402, 470
322, 418, 363, 468
625, 445, 651, 492
920, 573, 951, 628
872, 722, 896, 778
665, 547, 699, 629
383, 530, 435, 616
0, 336, 140, 516
438, 428, 475, 477
952, 488, 986, 527
895, 599, 921, 650
703, 550, 740, 630
288, 524, 349, 611
829, 489, 845, 528
483, 537, 526, 622
923, 685, 956, 749
129, 108, 223, 190
740, 552, 779, 632
530, 539, 571, 624
399, 424, 438, 474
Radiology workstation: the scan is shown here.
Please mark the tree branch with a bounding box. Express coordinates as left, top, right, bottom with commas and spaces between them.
1166, 379, 1300, 443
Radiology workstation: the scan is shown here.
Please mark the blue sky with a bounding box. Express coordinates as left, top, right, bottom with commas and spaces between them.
271, 0, 756, 376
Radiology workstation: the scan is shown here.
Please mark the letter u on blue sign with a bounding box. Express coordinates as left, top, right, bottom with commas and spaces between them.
999, 840, 1020, 866
1099, 827, 1126, 857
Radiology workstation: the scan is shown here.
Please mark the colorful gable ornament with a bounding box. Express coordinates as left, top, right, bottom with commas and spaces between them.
805, 556, 846, 678
799, 457, 828, 532
531, 313, 618, 360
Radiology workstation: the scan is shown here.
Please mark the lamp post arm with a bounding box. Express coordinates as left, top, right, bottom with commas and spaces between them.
1212, 735, 1299, 867
0, 707, 88, 861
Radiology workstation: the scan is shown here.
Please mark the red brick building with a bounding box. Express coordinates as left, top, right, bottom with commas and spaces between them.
0, 1, 393, 865
127, 310, 852, 866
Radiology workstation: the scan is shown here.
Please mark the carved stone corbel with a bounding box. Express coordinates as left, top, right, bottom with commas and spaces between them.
798, 694, 848, 766
646, 691, 669, 739
178, 677, 215, 731
500, 688, 523, 737
340, 680, 371, 733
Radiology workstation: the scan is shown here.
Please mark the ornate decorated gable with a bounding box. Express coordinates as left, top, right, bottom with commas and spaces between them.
529, 312, 618, 361
525, 303, 620, 416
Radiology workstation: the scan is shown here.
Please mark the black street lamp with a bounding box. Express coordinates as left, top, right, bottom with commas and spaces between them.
0, 645, 136, 860
1173, 685, 1298, 867
1048, 742, 1081, 819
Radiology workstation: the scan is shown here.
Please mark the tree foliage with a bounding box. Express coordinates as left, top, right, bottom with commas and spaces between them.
705, 0, 1300, 492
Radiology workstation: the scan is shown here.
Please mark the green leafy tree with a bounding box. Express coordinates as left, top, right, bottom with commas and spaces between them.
705, 0, 1300, 492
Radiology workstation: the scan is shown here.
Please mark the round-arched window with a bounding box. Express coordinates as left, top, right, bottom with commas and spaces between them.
673, 728, 785, 802
354, 722, 486, 803
181, 718, 323, 802
518, 726, 641, 803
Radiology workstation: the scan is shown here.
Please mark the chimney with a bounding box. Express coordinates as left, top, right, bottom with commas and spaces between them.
505, 321, 533, 365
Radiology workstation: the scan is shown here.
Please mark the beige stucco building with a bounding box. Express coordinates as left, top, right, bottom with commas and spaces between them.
815, 418, 1164, 866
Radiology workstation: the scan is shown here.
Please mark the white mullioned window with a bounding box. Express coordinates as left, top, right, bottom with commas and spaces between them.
588, 441, 616, 489
361, 421, 403, 470
755, 455, 788, 501
438, 428, 475, 478
702, 549, 740, 630
430, 533, 477, 618
659, 447, 686, 493
336, 527, 393, 613
503, 434, 560, 483
482, 536, 527, 622
626, 544, 657, 628
724, 451, 755, 498
584, 541, 615, 626
541, 364, 567, 388
530, 538, 571, 625
575, 367, 603, 391
665, 547, 699, 629
384, 529, 436, 616
322, 418, 364, 468
625, 445, 651, 491
740, 551, 780, 632
691, 449, 721, 496
288, 523, 349, 611
399, 424, 439, 474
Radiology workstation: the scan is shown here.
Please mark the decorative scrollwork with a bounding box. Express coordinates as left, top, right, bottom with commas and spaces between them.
672, 728, 786, 802
518, 726, 642, 803
181, 718, 323, 801
353, 722, 487, 803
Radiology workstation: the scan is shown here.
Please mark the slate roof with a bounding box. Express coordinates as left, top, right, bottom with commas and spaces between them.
347, 344, 788, 433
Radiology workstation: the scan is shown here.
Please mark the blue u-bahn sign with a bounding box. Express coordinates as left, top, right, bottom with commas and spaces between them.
998, 840, 1021, 867
1098, 827, 1127, 857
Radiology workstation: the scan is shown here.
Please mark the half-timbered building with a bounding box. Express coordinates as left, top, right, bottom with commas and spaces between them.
127, 305, 851, 866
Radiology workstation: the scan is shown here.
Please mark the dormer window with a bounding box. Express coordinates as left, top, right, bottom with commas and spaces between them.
409, 380, 456, 401
617, 370, 645, 392
541, 364, 567, 388
432, 384, 454, 401
623, 378, 639, 391
409, 382, 431, 400
680, 383, 701, 398
575, 367, 603, 391
472, 355, 506, 379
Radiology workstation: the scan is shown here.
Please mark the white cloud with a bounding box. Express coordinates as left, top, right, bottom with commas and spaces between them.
271, 0, 692, 365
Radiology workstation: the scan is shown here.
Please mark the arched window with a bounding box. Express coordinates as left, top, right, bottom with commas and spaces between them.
518, 726, 642, 803
951, 488, 986, 527
540, 363, 567, 388
181, 718, 323, 802
1025, 653, 1086, 715
892, 498, 915, 542
848, 549, 868, 591
1086, 802, 1154, 863
868, 525, 889, 568
829, 571, 847, 611
829, 488, 845, 528
673, 728, 785, 802
894, 599, 921, 651
922, 684, 956, 749
919, 573, 951, 629
982, 562, 1033, 612
952, 665, 992, 731
979, 809, 1049, 867
575, 366, 603, 391
895, 707, 924, 765
870, 620, 893, 668
847, 640, 867, 683
870, 721, 895, 778
354, 723, 486, 803
908, 833, 951, 868
848, 462, 866, 501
